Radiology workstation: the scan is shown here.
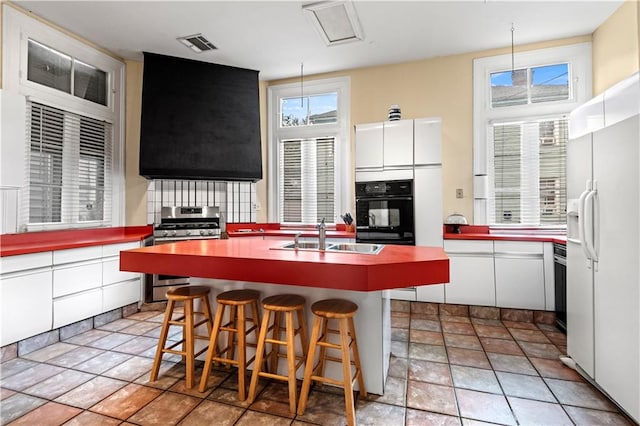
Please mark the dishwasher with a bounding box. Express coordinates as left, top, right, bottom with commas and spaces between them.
554, 242, 567, 332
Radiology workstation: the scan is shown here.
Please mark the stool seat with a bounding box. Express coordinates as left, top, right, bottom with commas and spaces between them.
311, 299, 358, 318
150, 285, 214, 389
169, 285, 211, 300
262, 294, 306, 311
217, 289, 261, 304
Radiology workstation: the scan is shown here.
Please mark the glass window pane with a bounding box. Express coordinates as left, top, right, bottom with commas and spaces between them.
27, 39, 72, 94
309, 93, 337, 124
491, 69, 527, 107
281, 97, 309, 127
316, 137, 335, 221
79, 117, 107, 221
281, 140, 302, 222
74, 60, 108, 106
493, 124, 522, 223
281, 93, 338, 127
531, 63, 569, 103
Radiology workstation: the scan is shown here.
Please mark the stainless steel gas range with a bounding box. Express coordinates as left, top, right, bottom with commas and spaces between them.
147, 206, 222, 302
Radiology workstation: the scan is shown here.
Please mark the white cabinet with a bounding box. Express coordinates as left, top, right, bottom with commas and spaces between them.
355, 122, 383, 169
355, 120, 414, 169
383, 120, 414, 167
53, 246, 103, 328
443, 240, 495, 306
1, 268, 53, 346
494, 241, 545, 310
414, 167, 445, 303
414, 118, 442, 165
102, 241, 142, 313
0, 239, 144, 343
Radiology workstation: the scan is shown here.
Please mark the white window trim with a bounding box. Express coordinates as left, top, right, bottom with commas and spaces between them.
267, 77, 351, 224
473, 43, 592, 225
2, 5, 125, 230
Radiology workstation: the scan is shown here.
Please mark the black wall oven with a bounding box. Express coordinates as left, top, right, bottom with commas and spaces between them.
355, 179, 414, 245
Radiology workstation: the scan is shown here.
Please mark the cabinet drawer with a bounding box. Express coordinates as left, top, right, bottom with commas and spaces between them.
103, 258, 140, 285
53, 246, 102, 265
103, 279, 141, 312
53, 288, 102, 328
444, 240, 493, 254
1, 252, 52, 274
494, 241, 544, 254
102, 241, 140, 257
53, 261, 102, 297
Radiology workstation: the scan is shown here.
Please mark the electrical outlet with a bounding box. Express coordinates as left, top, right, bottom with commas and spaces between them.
253, 202, 261, 211
456, 188, 464, 199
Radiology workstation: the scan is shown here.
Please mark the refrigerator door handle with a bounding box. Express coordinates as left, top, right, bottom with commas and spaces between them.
578, 184, 592, 262
584, 189, 598, 262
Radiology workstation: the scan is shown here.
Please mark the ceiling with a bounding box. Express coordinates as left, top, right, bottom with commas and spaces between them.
13, 1, 623, 81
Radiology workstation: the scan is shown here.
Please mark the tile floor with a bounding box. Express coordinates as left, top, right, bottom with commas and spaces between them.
0, 301, 635, 425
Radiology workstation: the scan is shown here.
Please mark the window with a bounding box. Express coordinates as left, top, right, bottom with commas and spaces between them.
488, 117, 567, 225
268, 77, 351, 225
2, 6, 124, 232
27, 102, 112, 225
473, 43, 591, 227
27, 40, 108, 106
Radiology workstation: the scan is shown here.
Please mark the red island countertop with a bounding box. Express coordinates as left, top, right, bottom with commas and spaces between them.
443, 225, 566, 245
120, 238, 449, 292
0, 226, 153, 257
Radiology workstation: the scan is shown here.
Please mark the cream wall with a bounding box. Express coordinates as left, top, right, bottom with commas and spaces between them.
592, 0, 640, 95
263, 35, 591, 224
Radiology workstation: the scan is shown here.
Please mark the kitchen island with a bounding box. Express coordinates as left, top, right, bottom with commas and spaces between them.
120, 238, 449, 394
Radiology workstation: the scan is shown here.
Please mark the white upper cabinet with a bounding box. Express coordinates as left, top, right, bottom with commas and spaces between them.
383, 120, 414, 167
414, 118, 442, 165
355, 122, 384, 169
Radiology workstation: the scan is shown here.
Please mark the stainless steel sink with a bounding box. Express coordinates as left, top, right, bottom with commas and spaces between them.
327, 242, 384, 254
276, 241, 321, 250
272, 241, 384, 254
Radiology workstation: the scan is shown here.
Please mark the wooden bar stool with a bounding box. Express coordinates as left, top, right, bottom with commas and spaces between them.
248, 294, 309, 413
150, 285, 214, 389
297, 298, 366, 426
199, 289, 262, 399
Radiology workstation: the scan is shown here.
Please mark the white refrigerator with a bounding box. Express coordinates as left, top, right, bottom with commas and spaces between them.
566, 71, 639, 423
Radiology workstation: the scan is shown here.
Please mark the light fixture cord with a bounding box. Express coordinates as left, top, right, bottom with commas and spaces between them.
511, 23, 515, 73
300, 62, 304, 107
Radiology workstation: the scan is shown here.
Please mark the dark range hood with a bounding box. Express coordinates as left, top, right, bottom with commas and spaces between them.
139, 52, 262, 182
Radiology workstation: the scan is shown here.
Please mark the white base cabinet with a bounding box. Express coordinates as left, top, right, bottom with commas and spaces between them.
494, 241, 545, 310
0, 240, 143, 346
443, 240, 495, 306
1, 269, 53, 345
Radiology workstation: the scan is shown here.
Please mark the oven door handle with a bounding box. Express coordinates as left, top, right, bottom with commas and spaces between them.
356, 196, 413, 201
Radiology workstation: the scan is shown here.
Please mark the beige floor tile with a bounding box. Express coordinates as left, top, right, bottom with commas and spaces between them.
508, 396, 572, 425
8, 401, 82, 426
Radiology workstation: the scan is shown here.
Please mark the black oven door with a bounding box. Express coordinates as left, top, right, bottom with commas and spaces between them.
355, 196, 415, 244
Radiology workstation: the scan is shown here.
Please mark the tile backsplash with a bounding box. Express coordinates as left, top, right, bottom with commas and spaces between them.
146, 179, 257, 225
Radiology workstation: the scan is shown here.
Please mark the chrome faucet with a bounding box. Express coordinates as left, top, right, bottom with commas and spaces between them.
317, 218, 326, 250
294, 232, 302, 249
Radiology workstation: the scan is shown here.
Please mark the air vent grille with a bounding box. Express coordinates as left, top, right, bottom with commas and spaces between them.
177, 34, 217, 53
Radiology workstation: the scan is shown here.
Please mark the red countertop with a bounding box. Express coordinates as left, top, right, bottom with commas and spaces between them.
0, 226, 153, 257
443, 225, 566, 245
120, 238, 449, 292
226, 223, 355, 239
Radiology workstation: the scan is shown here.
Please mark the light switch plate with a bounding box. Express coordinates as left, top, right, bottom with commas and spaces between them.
456, 188, 463, 198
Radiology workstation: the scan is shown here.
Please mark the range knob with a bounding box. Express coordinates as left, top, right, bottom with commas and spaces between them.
185, 230, 191, 236
162, 230, 169, 237
200, 230, 206, 236
171, 230, 177, 237
208, 230, 215, 236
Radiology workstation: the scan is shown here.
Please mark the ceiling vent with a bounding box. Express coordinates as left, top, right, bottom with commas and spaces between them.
303, 1, 364, 46
177, 34, 217, 53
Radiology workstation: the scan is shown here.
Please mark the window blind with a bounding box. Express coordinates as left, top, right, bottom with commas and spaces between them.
279, 137, 336, 224
488, 116, 567, 226
24, 101, 112, 228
